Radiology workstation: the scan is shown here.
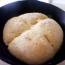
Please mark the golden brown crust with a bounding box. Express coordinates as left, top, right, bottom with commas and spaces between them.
3, 13, 63, 65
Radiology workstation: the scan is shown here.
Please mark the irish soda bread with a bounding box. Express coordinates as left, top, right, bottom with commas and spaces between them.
3, 13, 63, 65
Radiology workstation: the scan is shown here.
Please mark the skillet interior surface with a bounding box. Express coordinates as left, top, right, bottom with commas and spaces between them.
0, 0, 65, 65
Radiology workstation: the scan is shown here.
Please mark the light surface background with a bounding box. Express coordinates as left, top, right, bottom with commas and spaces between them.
0, 0, 21, 7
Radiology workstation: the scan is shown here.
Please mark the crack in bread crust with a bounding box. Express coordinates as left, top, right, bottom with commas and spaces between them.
44, 34, 55, 51
3, 13, 48, 45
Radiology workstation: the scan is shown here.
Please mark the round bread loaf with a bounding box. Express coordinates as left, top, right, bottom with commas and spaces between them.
3, 13, 63, 65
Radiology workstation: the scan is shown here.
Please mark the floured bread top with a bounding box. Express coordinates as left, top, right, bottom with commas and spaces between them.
3, 12, 63, 65
3, 13, 48, 45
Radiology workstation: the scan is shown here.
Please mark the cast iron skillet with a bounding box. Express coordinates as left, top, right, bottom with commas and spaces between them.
0, 0, 65, 65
